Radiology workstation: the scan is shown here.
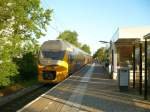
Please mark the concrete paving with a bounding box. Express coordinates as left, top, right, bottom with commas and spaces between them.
18, 63, 150, 112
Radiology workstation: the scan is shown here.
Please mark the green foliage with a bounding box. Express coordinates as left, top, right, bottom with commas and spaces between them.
81, 44, 91, 54
0, 0, 52, 56
93, 47, 109, 62
57, 30, 79, 47
0, 0, 52, 87
14, 52, 38, 80
19, 78, 38, 88
57, 30, 91, 54
0, 62, 18, 87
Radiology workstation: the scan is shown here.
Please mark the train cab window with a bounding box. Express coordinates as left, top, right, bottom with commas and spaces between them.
41, 51, 64, 60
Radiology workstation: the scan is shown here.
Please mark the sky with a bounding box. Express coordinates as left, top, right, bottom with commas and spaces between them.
39, 0, 150, 55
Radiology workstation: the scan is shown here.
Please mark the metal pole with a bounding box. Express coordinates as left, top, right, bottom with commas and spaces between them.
144, 39, 148, 100
139, 42, 142, 95
133, 45, 136, 88
111, 49, 114, 78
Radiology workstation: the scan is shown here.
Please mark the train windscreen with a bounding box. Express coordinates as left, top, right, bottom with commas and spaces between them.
41, 51, 64, 60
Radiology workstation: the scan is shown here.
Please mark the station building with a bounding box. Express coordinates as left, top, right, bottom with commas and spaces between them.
110, 26, 150, 82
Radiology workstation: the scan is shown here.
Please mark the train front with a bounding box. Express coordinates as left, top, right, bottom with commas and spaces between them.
38, 40, 68, 83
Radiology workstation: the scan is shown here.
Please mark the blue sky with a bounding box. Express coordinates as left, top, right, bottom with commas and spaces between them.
39, 0, 150, 54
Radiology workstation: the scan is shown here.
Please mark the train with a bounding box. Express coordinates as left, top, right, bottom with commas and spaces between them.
38, 40, 92, 83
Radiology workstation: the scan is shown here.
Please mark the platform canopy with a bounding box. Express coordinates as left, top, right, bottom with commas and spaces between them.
112, 26, 150, 43
144, 33, 150, 39
111, 26, 150, 67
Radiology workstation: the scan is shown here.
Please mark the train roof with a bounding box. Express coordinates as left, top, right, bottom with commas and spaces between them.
41, 40, 90, 56
41, 40, 66, 51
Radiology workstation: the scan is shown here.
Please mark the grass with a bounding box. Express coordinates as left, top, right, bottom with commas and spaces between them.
18, 78, 39, 88
0, 78, 39, 96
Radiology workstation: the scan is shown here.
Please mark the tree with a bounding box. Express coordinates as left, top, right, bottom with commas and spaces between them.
93, 47, 109, 62
57, 30, 91, 54
0, 0, 52, 87
81, 44, 91, 54
57, 30, 80, 47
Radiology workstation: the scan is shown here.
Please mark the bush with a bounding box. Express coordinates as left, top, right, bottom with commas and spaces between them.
0, 52, 38, 88
0, 62, 18, 87
15, 52, 38, 80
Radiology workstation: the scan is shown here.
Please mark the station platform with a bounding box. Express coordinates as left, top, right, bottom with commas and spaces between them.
18, 63, 150, 112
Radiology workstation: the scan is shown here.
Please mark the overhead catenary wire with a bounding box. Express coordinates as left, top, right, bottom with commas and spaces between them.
42, 0, 66, 35
49, 24, 61, 34
42, 0, 50, 9
52, 14, 66, 31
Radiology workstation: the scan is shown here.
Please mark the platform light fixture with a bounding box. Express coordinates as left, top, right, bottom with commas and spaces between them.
99, 40, 110, 44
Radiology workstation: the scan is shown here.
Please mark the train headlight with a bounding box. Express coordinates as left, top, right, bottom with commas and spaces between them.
48, 60, 51, 64
38, 64, 44, 69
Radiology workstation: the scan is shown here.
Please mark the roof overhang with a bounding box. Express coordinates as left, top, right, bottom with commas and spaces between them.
144, 33, 150, 39
114, 38, 140, 46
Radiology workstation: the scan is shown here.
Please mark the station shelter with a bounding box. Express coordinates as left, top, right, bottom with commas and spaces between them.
110, 27, 150, 80
109, 27, 150, 99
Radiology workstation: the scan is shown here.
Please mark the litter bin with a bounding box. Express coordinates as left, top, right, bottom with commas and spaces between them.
118, 67, 129, 91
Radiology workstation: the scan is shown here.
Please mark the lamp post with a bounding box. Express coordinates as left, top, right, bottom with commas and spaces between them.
99, 40, 113, 78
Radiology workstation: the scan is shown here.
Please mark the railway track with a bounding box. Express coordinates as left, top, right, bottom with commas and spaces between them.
0, 84, 55, 112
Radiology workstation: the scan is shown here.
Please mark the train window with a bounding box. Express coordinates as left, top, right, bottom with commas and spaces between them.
69, 54, 74, 63
41, 51, 64, 60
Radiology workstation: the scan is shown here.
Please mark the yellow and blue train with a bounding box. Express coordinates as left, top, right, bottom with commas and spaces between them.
38, 40, 91, 83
